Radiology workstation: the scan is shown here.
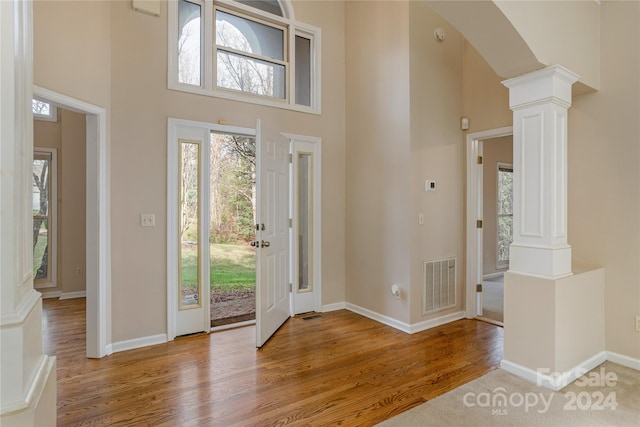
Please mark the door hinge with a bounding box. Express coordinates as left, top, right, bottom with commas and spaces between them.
477, 156, 483, 164
476, 220, 483, 228
289, 283, 293, 292
476, 284, 483, 292
288, 218, 293, 228
289, 153, 293, 163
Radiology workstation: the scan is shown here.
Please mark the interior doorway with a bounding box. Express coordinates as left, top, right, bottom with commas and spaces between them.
479, 137, 513, 324
33, 86, 110, 358
465, 126, 512, 325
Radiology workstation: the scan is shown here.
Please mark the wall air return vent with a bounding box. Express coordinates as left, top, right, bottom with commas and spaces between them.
423, 257, 457, 315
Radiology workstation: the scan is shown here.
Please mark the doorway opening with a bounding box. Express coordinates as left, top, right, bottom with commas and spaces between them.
33, 86, 110, 359
465, 127, 512, 326
208, 132, 257, 327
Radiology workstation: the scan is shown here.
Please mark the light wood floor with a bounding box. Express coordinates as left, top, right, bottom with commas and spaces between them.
43, 298, 503, 426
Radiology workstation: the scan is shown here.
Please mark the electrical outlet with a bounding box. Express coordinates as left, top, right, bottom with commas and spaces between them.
141, 213, 156, 227
636, 316, 640, 332
76, 267, 83, 277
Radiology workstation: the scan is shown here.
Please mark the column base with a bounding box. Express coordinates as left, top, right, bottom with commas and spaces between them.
502, 268, 605, 389
510, 244, 572, 279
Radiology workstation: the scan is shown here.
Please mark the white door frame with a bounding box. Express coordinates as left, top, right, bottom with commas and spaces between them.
465, 126, 512, 319
33, 85, 111, 358
285, 133, 322, 315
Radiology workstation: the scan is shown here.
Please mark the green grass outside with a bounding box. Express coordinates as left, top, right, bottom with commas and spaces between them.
181, 243, 255, 292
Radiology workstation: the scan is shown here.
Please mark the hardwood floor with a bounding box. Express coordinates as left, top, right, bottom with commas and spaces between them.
42, 298, 503, 426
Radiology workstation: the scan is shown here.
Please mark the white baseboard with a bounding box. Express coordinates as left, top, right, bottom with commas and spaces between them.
59, 291, 86, 300
320, 302, 346, 312
345, 303, 411, 333
606, 351, 640, 371
501, 351, 607, 391
111, 334, 167, 354
409, 311, 466, 333
39, 291, 62, 299
341, 303, 465, 335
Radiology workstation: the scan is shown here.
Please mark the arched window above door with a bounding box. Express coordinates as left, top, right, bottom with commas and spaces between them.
169, 0, 320, 113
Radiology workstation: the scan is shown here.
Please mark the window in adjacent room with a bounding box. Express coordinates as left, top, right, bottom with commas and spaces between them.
33, 149, 58, 288
497, 163, 513, 269
32, 98, 57, 122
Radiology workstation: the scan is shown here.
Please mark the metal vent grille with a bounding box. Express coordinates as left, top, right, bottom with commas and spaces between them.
423, 257, 457, 315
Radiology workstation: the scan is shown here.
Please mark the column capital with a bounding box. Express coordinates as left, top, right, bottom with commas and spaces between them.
503, 65, 581, 110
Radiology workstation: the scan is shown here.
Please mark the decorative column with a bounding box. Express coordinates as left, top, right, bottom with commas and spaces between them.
501, 66, 605, 391
1, 1, 57, 424
503, 65, 580, 279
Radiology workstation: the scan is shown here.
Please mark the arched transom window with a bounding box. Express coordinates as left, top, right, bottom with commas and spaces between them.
170, 0, 320, 113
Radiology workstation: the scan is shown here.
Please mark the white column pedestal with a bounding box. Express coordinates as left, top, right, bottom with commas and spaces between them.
502, 269, 606, 390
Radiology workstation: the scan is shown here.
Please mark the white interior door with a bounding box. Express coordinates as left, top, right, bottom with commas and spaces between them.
255, 120, 290, 348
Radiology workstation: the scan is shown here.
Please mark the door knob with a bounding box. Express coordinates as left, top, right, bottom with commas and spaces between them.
250, 240, 259, 247
261, 240, 270, 248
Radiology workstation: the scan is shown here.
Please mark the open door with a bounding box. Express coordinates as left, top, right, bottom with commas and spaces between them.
255, 120, 290, 348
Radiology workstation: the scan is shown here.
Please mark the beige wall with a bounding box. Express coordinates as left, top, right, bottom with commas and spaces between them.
345, 0, 412, 323
409, 1, 465, 324
568, 0, 640, 360
34, 109, 87, 296
482, 136, 512, 277
33, 0, 111, 109
31, 0, 345, 342
495, 0, 600, 92
461, 41, 512, 134
59, 110, 87, 294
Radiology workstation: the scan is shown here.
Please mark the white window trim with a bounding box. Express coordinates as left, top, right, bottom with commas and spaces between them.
33, 147, 58, 289
496, 162, 513, 270
168, 0, 322, 114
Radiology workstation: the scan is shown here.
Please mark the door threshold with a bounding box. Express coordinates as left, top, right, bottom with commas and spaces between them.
211, 319, 256, 332
476, 316, 503, 327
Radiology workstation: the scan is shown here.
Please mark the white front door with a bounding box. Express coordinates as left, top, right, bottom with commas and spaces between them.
255, 120, 290, 348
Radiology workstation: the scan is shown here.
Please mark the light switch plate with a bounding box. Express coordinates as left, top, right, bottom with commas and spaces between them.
141, 213, 155, 227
